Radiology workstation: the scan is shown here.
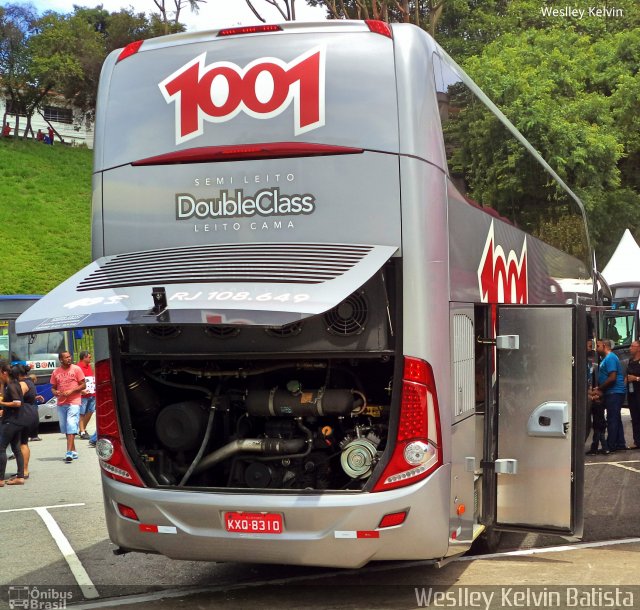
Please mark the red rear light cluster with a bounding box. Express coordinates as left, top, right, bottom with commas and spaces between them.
372, 357, 442, 492
365, 20, 393, 38
117, 40, 143, 63
95, 359, 145, 487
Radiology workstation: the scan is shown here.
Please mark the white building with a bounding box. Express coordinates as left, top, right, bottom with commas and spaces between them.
0, 95, 94, 148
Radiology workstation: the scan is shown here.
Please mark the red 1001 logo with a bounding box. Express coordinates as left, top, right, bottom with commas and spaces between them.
159, 48, 325, 144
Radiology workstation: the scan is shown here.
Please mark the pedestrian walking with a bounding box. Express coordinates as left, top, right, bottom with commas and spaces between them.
50, 351, 85, 463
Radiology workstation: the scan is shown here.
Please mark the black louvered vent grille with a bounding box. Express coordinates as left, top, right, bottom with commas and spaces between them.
77, 244, 373, 291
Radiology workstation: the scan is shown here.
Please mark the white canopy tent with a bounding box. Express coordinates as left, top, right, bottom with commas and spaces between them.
602, 229, 640, 288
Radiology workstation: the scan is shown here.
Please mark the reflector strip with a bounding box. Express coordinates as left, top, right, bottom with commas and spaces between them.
334, 530, 380, 539
139, 524, 178, 534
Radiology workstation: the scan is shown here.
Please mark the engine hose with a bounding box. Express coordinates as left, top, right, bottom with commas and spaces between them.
178, 389, 220, 487
162, 361, 327, 379
146, 368, 214, 400
192, 437, 307, 475
253, 420, 313, 462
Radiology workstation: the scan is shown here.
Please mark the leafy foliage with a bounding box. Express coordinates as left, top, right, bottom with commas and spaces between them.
0, 4, 167, 130
433, 0, 640, 263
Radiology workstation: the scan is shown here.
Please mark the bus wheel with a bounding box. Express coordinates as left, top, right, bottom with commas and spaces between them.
470, 527, 502, 555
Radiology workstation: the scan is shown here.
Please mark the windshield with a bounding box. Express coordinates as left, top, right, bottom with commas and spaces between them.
0, 319, 67, 362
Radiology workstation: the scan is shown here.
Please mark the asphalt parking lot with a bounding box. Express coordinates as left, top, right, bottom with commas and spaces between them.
1, 415, 640, 609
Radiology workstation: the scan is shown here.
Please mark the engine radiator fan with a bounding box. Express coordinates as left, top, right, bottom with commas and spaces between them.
324, 292, 368, 336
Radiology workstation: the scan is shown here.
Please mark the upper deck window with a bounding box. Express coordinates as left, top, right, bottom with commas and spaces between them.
433, 53, 590, 270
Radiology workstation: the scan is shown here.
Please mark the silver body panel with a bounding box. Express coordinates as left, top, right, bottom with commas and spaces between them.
103, 465, 451, 567
16, 21, 587, 566
496, 306, 576, 531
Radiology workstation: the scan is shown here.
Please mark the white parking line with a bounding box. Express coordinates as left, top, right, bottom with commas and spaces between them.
586, 459, 640, 473
455, 536, 640, 561
1, 502, 99, 600
0, 502, 85, 513
67, 537, 640, 609
609, 463, 640, 473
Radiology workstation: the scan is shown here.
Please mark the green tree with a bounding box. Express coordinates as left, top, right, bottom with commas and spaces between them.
151, 0, 203, 34
446, 25, 640, 261
11, 6, 164, 130
42, 6, 159, 123
29, 10, 105, 130
269, 0, 446, 33
0, 3, 40, 138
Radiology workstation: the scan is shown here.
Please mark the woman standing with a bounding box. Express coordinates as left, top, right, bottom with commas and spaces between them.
12, 364, 41, 479
0, 360, 27, 485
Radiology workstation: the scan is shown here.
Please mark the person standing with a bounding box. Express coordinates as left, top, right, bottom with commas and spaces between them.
0, 360, 27, 485
6, 365, 42, 480
592, 339, 627, 453
586, 339, 607, 455
28, 372, 42, 441
50, 351, 85, 463
77, 351, 95, 440
625, 340, 640, 450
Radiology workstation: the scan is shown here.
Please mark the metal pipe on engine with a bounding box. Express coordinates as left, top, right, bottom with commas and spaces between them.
192, 437, 307, 475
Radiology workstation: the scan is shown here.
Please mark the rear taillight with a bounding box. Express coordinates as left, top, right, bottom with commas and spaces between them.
372, 357, 442, 492
365, 20, 392, 38
95, 359, 144, 487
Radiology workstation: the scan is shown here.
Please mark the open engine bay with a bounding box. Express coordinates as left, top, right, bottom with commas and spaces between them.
110, 269, 399, 492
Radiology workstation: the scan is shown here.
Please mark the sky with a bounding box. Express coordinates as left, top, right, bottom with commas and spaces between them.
18, 0, 327, 31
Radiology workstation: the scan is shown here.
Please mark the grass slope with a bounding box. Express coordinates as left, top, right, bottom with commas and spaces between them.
0, 138, 92, 294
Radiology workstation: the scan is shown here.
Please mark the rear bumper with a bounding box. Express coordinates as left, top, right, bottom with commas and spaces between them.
102, 464, 451, 568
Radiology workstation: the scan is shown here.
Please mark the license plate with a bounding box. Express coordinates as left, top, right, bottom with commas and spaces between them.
224, 511, 283, 534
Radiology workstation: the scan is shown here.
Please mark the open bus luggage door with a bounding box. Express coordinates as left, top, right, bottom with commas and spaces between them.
493, 304, 585, 536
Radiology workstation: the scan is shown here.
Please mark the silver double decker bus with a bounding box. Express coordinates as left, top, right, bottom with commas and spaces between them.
18, 20, 592, 567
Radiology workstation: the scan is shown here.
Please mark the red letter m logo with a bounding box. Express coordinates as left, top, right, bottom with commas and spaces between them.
478, 221, 528, 305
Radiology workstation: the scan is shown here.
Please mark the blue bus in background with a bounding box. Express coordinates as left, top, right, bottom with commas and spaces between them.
0, 295, 76, 424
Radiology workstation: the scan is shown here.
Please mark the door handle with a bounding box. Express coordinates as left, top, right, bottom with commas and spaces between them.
527, 401, 569, 438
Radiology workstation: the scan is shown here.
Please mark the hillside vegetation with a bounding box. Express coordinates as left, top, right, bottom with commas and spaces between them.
0, 138, 92, 294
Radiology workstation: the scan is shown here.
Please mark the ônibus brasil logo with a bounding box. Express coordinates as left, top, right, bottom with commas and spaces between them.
159, 47, 326, 145
478, 221, 528, 304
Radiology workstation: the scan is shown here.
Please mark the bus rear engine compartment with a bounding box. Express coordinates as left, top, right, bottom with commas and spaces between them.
121, 358, 394, 491
111, 271, 397, 492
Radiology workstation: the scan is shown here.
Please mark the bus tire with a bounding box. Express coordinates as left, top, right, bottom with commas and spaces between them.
470, 527, 502, 555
